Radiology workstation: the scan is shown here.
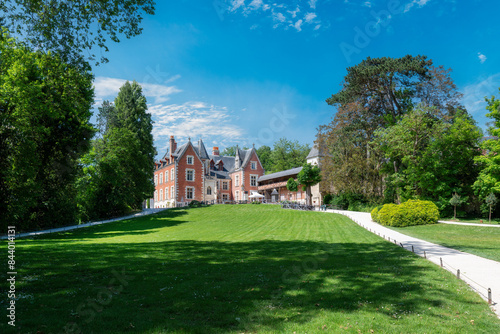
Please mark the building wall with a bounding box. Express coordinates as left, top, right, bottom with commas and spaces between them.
176, 144, 204, 203
231, 171, 243, 201
242, 151, 265, 197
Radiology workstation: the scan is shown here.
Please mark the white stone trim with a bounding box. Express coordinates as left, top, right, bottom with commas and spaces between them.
186, 186, 195, 200
187, 155, 194, 165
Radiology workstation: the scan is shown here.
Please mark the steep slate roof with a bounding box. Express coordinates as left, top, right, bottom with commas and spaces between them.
197, 139, 210, 160
258, 167, 303, 182
209, 155, 236, 172
306, 144, 320, 160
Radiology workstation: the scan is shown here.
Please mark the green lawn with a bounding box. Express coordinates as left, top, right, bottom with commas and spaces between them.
3, 205, 499, 333
440, 217, 500, 225
388, 223, 500, 262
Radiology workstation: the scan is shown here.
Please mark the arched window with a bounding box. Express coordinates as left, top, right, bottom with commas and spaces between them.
165, 187, 168, 199
207, 186, 212, 195
160, 189, 163, 201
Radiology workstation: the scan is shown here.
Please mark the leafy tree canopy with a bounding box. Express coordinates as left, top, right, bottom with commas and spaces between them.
1, 0, 155, 66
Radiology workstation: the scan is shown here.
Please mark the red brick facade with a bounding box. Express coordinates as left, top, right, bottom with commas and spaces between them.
153, 137, 265, 207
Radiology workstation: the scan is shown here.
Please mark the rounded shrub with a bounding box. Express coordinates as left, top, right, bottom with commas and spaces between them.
371, 207, 380, 222
377, 200, 439, 227
378, 203, 398, 226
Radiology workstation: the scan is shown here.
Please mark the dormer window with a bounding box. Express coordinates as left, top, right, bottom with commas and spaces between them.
187, 155, 194, 165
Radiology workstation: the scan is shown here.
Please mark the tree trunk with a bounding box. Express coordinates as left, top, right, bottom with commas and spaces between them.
306, 186, 312, 206
490, 205, 492, 223
454, 205, 456, 219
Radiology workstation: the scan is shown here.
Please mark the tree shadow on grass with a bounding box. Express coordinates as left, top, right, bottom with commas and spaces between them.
12, 238, 494, 334
29, 208, 191, 242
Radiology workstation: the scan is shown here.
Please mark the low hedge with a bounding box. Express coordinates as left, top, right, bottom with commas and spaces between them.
377, 200, 439, 227
371, 207, 380, 222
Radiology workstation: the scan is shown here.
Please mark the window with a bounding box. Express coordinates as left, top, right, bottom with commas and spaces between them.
171, 186, 174, 200
186, 169, 194, 181
159, 173, 163, 184
160, 189, 163, 201
186, 187, 194, 199
250, 175, 257, 187
251, 161, 257, 170
222, 181, 228, 190
165, 171, 168, 182
207, 186, 212, 195
171, 169, 174, 181
165, 187, 168, 199
235, 175, 239, 187
187, 155, 194, 165
222, 194, 229, 200
154, 175, 158, 186
235, 191, 239, 201
154, 190, 158, 201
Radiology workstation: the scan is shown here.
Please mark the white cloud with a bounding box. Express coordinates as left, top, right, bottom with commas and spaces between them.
229, 1, 321, 32
287, 6, 300, 18
314, 24, 321, 30
93, 76, 182, 105
478, 52, 487, 64
404, 0, 431, 13
149, 102, 246, 147
461, 74, 500, 128
292, 19, 303, 32
230, 0, 245, 12
249, 0, 263, 9
304, 12, 317, 23
363, 1, 372, 8
273, 12, 286, 23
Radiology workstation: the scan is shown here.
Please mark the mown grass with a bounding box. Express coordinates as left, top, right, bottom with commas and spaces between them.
2, 205, 499, 333
440, 217, 500, 225
389, 223, 500, 262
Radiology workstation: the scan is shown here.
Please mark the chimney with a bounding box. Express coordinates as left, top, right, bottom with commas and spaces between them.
170, 135, 177, 157
212, 146, 219, 156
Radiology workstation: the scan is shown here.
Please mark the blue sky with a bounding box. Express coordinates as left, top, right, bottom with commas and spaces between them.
92, 0, 500, 157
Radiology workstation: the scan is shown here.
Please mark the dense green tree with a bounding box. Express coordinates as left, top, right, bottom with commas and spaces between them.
297, 163, 322, 206
286, 178, 298, 192
0, 32, 94, 230
473, 89, 500, 199
373, 106, 482, 210
256, 145, 272, 172
78, 81, 156, 219
321, 56, 467, 203
1, 0, 155, 66
96, 100, 119, 137
270, 138, 310, 173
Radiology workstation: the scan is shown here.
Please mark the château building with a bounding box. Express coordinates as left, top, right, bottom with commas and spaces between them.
152, 136, 265, 208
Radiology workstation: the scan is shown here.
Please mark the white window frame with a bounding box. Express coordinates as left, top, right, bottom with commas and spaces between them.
251, 161, 257, 170
186, 186, 194, 200
159, 173, 163, 184
235, 191, 239, 201
165, 187, 168, 200
187, 155, 194, 165
235, 175, 239, 187
160, 188, 163, 201
171, 169, 174, 181
222, 181, 228, 190
186, 169, 195, 181
171, 186, 174, 200
165, 171, 168, 182
154, 190, 158, 201
250, 174, 258, 187
207, 186, 212, 195
154, 175, 158, 186
222, 194, 229, 200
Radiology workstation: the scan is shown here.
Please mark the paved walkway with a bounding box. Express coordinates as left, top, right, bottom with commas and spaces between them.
439, 220, 500, 227
0, 208, 168, 240
325, 209, 500, 318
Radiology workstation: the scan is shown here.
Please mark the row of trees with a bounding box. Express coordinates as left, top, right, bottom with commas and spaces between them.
222, 138, 310, 174
318, 55, 496, 217
1, 2, 156, 231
